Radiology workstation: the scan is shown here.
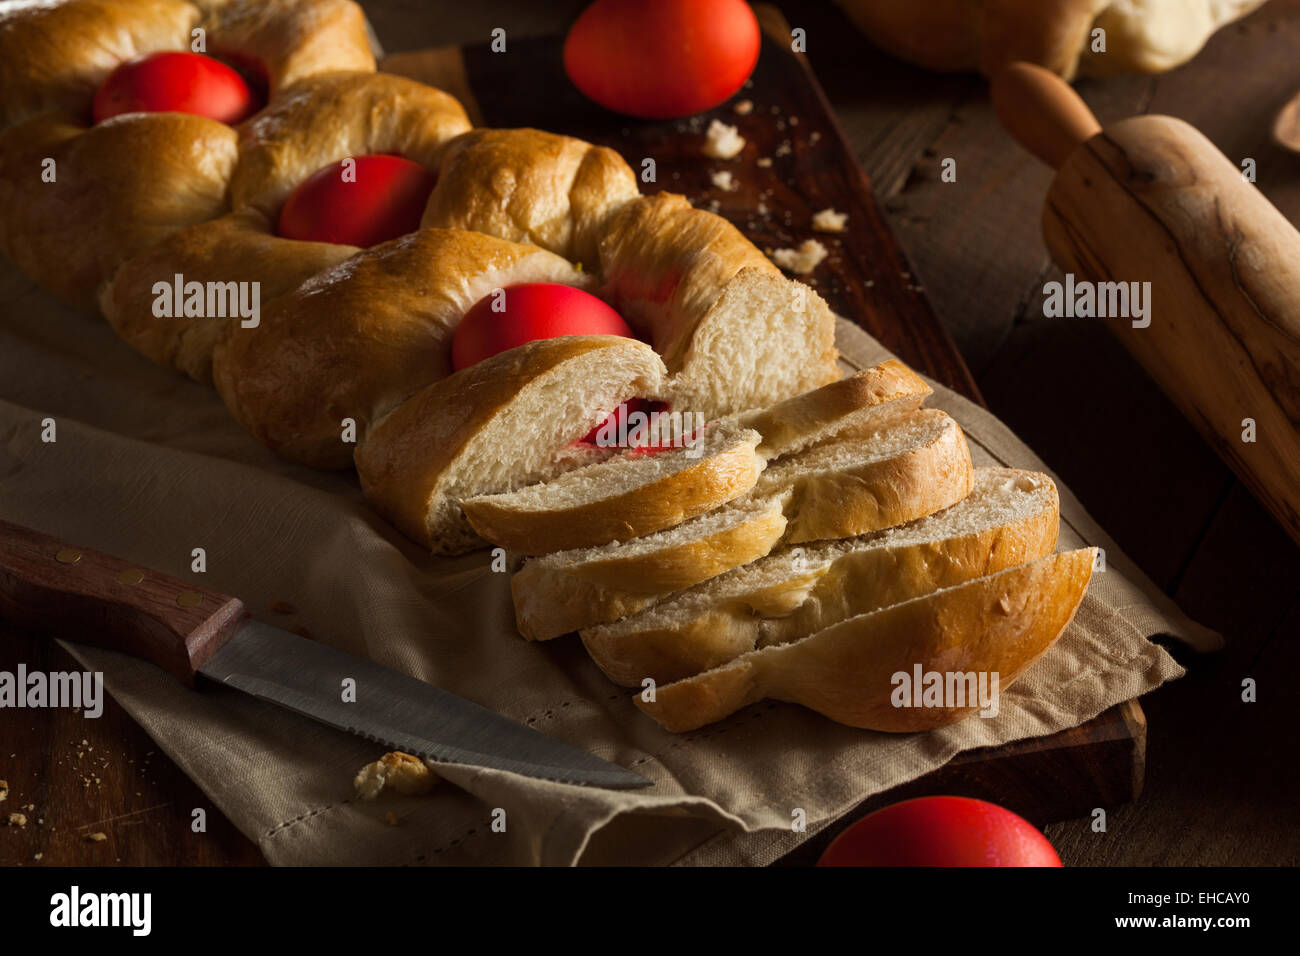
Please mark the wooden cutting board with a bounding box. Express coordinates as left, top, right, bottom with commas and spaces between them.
383, 5, 1147, 855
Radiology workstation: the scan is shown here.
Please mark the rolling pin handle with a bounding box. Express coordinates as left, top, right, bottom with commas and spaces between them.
990, 62, 1103, 169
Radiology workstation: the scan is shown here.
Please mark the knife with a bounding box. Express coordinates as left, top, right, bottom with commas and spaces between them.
0, 519, 650, 790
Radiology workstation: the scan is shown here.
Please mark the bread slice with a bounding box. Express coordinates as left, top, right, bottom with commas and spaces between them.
511, 496, 789, 640
737, 359, 931, 460
511, 407, 974, 640
508, 366, 943, 639
461, 419, 765, 554
597, 193, 839, 419
580, 468, 1060, 684
755, 407, 973, 544
355, 335, 667, 554
663, 267, 842, 420
636, 547, 1096, 733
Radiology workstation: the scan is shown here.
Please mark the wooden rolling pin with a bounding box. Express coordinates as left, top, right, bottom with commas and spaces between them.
991, 62, 1300, 547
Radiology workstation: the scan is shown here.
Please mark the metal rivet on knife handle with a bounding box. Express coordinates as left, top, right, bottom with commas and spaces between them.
55, 548, 82, 565
116, 568, 145, 586
176, 591, 202, 608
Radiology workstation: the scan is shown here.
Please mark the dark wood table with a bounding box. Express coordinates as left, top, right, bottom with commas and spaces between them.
3, 0, 1297, 866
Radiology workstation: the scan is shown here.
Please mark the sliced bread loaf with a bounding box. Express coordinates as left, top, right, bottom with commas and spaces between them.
461, 359, 929, 559
635, 547, 1096, 733
581, 468, 1060, 684
355, 335, 667, 553
461, 418, 765, 554
511, 408, 975, 640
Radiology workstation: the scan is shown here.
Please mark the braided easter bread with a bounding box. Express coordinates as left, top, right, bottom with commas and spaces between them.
0, 0, 840, 555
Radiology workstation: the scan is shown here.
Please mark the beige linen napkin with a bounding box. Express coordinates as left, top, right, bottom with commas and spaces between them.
0, 270, 1214, 864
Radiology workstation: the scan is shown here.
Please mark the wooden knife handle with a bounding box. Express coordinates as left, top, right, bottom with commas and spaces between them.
0, 519, 247, 685
990, 61, 1102, 169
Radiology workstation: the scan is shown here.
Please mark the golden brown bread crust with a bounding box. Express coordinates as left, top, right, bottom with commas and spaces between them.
740, 359, 931, 459
666, 266, 841, 420
597, 193, 839, 419
101, 207, 357, 383
637, 548, 1096, 733
230, 71, 471, 215
0, 2, 843, 564
461, 425, 766, 555
512, 499, 789, 641
536, 502, 788, 594
597, 192, 778, 370
583, 470, 1061, 686
0, 0, 198, 130
356, 336, 667, 552
202, 0, 376, 93
211, 228, 585, 470
510, 363, 946, 642
522, 413, 972, 647
764, 409, 974, 543
0, 111, 238, 312
0, 0, 377, 132
422, 128, 640, 267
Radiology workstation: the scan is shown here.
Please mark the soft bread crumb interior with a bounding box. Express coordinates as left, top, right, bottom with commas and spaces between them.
529, 496, 782, 569
464, 419, 762, 513
429, 343, 663, 540
752, 407, 954, 495
668, 269, 838, 420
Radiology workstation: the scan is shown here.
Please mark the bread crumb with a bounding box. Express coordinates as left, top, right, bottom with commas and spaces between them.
354, 751, 438, 800
756, 157, 773, 168
702, 120, 745, 159
733, 99, 753, 115
770, 240, 829, 275
34, 853, 42, 861
86, 831, 108, 842
774, 140, 793, 157
710, 169, 736, 191
7, 812, 27, 827
812, 208, 848, 233
810, 131, 822, 143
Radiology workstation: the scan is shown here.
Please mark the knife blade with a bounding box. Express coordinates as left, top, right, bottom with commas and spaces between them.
0, 518, 650, 790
